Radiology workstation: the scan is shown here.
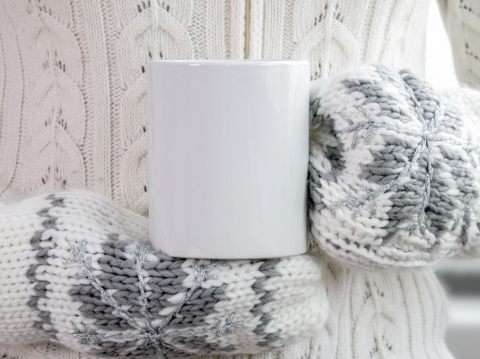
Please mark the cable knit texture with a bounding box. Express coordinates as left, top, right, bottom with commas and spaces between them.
0, 0, 470, 358
0, 190, 327, 357
309, 64, 480, 269
0, 0, 430, 209
438, 0, 480, 87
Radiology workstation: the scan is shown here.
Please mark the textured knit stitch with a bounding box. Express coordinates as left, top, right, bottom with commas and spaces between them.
0, 189, 455, 359
0, 0, 471, 358
0, 0, 430, 210
0, 190, 327, 357
309, 64, 480, 269
438, 0, 480, 87
28, 194, 65, 341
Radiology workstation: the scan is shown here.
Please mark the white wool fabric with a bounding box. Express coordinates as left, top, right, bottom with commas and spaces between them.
0, 0, 477, 358
0, 0, 430, 209
0, 190, 327, 357
309, 64, 480, 270
0, 190, 453, 359
438, 0, 480, 87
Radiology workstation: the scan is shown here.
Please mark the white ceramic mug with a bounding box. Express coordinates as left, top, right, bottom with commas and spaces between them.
147, 60, 309, 259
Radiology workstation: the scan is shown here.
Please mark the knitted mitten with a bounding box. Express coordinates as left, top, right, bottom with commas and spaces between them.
309, 64, 480, 269
0, 190, 327, 357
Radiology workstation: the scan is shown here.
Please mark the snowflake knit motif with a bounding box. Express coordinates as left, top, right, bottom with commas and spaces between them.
0, 190, 327, 357
64, 239, 244, 358
309, 64, 480, 269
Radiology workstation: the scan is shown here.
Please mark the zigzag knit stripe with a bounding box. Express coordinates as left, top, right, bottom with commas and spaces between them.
27, 194, 65, 340
250, 259, 281, 348
165, 260, 232, 354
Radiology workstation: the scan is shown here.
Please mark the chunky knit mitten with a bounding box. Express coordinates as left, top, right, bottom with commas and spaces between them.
309, 64, 480, 269
0, 190, 327, 357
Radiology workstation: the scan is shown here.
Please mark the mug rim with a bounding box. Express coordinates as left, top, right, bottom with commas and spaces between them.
147, 59, 309, 66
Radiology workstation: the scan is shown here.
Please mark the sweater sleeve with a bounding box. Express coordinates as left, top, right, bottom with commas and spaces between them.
308, 63, 480, 270
437, 0, 480, 87
0, 189, 328, 357
440, 85, 480, 260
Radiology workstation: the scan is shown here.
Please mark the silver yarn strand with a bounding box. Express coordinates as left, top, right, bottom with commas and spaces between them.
64, 240, 245, 357
327, 82, 480, 248
330, 80, 479, 244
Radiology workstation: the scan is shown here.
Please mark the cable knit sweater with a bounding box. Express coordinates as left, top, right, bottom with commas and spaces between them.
1, 0, 480, 358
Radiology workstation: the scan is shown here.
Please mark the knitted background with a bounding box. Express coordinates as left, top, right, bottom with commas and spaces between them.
0, 0, 430, 212
309, 64, 480, 269
1, 0, 476, 358
439, 0, 480, 87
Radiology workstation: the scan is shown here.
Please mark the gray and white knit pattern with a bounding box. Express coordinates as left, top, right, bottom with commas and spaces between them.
309, 64, 480, 270
0, 190, 327, 357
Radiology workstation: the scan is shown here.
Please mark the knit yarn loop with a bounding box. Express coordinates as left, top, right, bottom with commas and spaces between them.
309, 64, 480, 269
0, 190, 327, 357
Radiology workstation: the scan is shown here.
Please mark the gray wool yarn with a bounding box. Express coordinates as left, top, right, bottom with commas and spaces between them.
0, 190, 327, 358
308, 64, 480, 270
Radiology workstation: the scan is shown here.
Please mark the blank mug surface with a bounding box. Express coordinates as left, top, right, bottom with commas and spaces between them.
147, 60, 309, 259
